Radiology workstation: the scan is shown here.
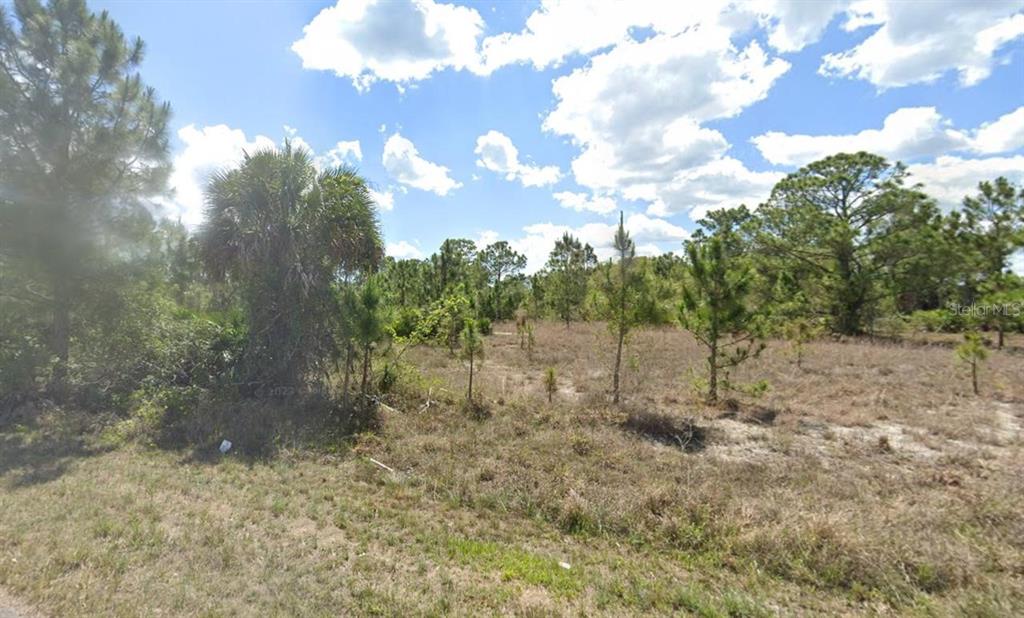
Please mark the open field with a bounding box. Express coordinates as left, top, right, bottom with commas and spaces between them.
1, 322, 1022, 616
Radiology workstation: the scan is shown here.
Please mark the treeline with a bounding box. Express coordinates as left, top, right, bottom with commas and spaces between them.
1, 1, 1022, 419
380, 154, 1024, 344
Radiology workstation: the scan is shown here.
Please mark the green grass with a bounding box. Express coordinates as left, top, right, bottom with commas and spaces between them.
444, 536, 582, 597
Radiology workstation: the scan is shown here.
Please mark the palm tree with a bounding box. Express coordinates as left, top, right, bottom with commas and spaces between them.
200, 142, 383, 390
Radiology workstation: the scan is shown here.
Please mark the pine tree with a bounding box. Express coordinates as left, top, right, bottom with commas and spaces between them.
545, 233, 597, 327
599, 213, 643, 405
679, 237, 764, 404
479, 241, 526, 320
460, 318, 484, 404
961, 178, 1024, 348
956, 332, 988, 396
0, 0, 172, 390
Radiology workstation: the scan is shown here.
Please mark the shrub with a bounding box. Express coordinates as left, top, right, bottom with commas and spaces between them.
908, 309, 966, 333
390, 307, 421, 339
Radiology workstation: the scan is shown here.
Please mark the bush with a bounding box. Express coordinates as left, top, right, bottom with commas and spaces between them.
476, 317, 492, 335
908, 309, 966, 333
390, 307, 421, 339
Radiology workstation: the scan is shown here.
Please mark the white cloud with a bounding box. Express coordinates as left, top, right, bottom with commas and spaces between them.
474, 130, 561, 187
752, 107, 971, 166
477, 1, 842, 73
479, 2, 723, 73
907, 155, 1024, 211
475, 229, 499, 249
508, 213, 690, 273
382, 133, 462, 195
753, 106, 1024, 167
754, 0, 847, 53
821, 0, 1024, 88
156, 124, 275, 227
973, 106, 1024, 154
552, 191, 617, 214
543, 29, 789, 218
368, 187, 395, 211
316, 140, 363, 169
386, 240, 425, 260
291, 0, 485, 91
643, 157, 784, 221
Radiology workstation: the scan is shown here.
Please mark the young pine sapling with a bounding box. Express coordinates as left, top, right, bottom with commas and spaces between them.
543, 367, 557, 403
599, 212, 644, 405
956, 332, 987, 395
461, 319, 485, 404
679, 237, 765, 404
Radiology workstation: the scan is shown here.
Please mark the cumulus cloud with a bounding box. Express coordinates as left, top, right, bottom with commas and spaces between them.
156, 124, 276, 227
507, 213, 690, 273
474, 130, 561, 187
907, 155, 1024, 210
543, 28, 789, 219
752, 107, 971, 166
368, 187, 395, 211
316, 140, 363, 169
474, 229, 499, 249
291, 0, 485, 91
643, 157, 784, 220
820, 0, 1024, 88
552, 191, 617, 214
973, 106, 1024, 154
386, 240, 425, 260
754, 0, 847, 53
477, 1, 844, 72
382, 133, 462, 195
753, 106, 1024, 167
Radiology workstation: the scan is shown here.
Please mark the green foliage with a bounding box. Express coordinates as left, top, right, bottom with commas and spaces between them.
597, 213, 646, 404
460, 318, 484, 403
757, 152, 936, 335
390, 306, 422, 339
476, 317, 493, 336
479, 241, 527, 320
200, 144, 382, 388
545, 233, 598, 326
679, 237, 765, 404
909, 309, 968, 333
956, 332, 988, 396
782, 317, 825, 368
403, 294, 472, 352
543, 367, 557, 403
0, 0, 172, 390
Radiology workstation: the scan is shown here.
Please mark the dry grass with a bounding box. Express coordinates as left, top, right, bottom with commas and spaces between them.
1, 321, 1022, 616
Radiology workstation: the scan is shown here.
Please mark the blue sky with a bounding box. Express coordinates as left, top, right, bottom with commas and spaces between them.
94, 0, 1024, 271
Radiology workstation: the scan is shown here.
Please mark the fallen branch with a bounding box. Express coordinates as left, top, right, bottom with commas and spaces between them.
368, 457, 395, 473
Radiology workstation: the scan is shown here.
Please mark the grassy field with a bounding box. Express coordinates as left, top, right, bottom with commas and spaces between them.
1, 322, 1022, 616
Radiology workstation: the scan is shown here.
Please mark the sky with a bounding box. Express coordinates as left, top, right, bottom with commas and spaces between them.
93, 0, 1024, 272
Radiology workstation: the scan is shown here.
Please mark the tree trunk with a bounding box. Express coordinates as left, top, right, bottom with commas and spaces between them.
612, 326, 624, 404
467, 353, 474, 403
708, 341, 719, 403
49, 274, 72, 396
971, 360, 979, 395
997, 323, 1005, 350
342, 343, 353, 408
360, 343, 371, 394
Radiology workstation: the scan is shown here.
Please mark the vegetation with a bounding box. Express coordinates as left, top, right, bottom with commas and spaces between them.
679, 237, 764, 404
597, 213, 644, 405
0, 0, 171, 393
2, 2, 1024, 616
460, 318, 484, 404
956, 332, 988, 395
